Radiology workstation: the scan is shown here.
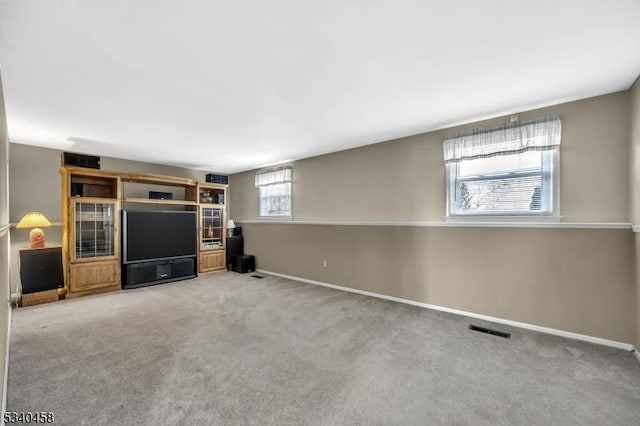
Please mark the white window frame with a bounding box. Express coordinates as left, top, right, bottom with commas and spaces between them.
259, 182, 292, 218
446, 150, 560, 220
255, 167, 292, 219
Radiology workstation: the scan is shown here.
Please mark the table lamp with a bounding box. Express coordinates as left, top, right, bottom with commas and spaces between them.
227, 219, 235, 237
16, 212, 52, 248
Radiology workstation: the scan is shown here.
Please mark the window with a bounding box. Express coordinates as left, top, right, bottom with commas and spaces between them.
255, 167, 292, 218
444, 115, 561, 218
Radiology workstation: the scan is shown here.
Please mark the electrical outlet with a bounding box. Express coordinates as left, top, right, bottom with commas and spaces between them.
322, 260, 327, 268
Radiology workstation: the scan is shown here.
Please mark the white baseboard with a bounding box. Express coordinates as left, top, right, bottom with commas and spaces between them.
2, 304, 12, 417
256, 269, 636, 353
237, 219, 631, 230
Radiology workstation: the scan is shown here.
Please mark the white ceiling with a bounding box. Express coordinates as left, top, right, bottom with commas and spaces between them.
1, 1, 639, 174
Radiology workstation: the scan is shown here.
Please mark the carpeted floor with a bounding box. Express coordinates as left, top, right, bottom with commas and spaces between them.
7, 272, 640, 425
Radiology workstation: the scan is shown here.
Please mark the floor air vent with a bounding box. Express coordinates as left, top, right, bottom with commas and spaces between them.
469, 324, 511, 339
251, 275, 264, 279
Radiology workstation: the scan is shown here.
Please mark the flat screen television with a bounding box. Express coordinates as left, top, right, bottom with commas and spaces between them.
122, 210, 197, 264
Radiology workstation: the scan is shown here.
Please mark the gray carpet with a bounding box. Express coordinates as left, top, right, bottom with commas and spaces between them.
7, 272, 640, 425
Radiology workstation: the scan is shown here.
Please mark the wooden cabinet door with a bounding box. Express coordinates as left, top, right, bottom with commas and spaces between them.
200, 250, 225, 273
199, 206, 224, 250
69, 198, 119, 263
69, 260, 120, 294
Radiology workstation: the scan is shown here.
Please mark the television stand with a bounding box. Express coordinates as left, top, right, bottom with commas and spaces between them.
122, 257, 196, 289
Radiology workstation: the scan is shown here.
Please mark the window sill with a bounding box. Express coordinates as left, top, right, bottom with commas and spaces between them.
256, 216, 293, 222
445, 215, 562, 224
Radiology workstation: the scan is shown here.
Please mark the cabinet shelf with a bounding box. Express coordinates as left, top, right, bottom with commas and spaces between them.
123, 172, 196, 186
74, 213, 113, 222
198, 184, 225, 204
203, 242, 223, 249
122, 197, 197, 206
76, 249, 112, 258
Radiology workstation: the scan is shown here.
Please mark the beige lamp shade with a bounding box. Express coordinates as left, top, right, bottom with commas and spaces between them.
16, 212, 52, 248
16, 212, 52, 229
227, 219, 235, 237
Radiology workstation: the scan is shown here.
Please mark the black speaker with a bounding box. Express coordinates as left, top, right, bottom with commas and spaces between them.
226, 236, 244, 268
172, 258, 195, 278
157, 263, 172, 280
149, 191, 173, 200
123, 258, 196, 288
19, 247, 64, 294
233, 226, 242, 236
206, 174, 229, 184
124, 262, 160, 286
63, 152, 101, 169
232, 255, 255, 273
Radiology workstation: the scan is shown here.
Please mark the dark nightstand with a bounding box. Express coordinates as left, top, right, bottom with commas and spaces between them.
19, 246, 64, 307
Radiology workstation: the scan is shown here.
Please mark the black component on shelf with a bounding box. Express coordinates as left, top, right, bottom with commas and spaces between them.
71, 182, 84, 196
233, 226, 242, 236
20, 247, 64, 294
63, 152, 101, 169
205, 174, 228, 184
149, 191, 173, 200
122, 257, 196, 289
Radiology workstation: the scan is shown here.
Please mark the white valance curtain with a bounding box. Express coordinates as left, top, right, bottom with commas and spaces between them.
255, 166, 292, 187
443, 115, 561, 164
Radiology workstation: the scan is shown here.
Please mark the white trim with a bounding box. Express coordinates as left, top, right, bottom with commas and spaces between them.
254, 216, 293, 222
2, 305, 11, 417
256, 269, 634, 352
632, 224, 640, 233
0, 224, 8, 238
236, 219, 631, 230
445, 215, 562, 224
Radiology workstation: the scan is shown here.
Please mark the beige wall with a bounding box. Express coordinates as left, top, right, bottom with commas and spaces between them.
242, 224, 635, 343
230, 91, 637, 345
231, 92, 630, 223
8, 143, 209, 294
631, 76, 640, 226
0, 74, 10, 411
631, 75, 640, 347
635, 234, 640, 348
8, 143, 208, 224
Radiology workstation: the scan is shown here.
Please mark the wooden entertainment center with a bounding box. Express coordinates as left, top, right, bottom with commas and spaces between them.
59, 164, 228, 298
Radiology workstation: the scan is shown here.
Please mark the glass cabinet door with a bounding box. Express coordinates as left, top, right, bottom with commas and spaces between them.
71, 200, 116, 260
201, 207, 223, 249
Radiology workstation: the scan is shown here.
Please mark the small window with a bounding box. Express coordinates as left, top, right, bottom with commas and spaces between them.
255, 167, 292, 218
448, 150, 555, 215
444, 115, 561, 218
